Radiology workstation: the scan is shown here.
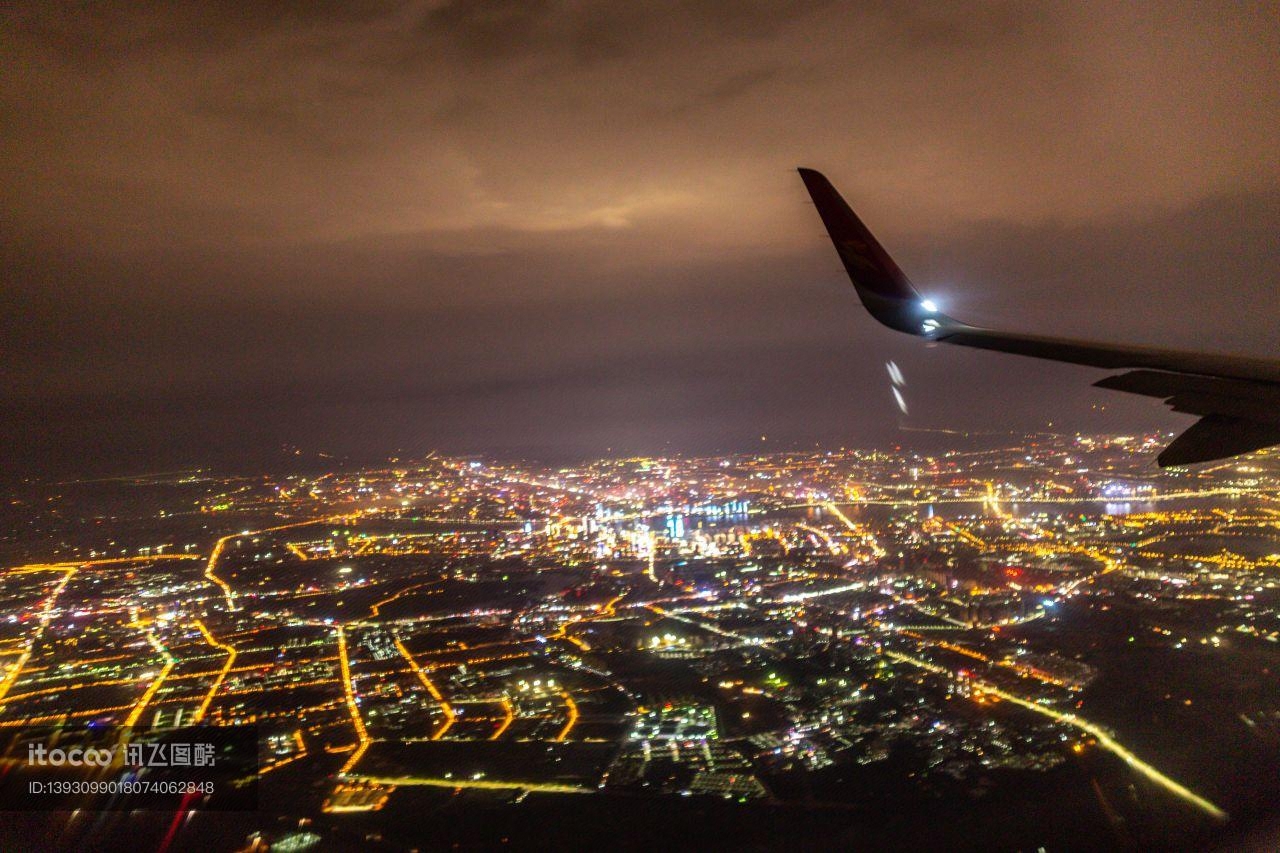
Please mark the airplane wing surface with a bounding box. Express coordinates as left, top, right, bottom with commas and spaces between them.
798, 167, 1280, 466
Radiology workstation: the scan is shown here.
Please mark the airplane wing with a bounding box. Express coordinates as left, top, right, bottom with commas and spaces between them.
798, 167, 1280, 467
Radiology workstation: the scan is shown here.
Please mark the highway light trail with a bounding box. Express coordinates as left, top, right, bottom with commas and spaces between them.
206, 515, 358, 612
778, 582, 867, 603
337, 625, 371, 774
647, 604, 777, 650
492, 695, 515, 741
9, 556, 202, 573
555, 691, 578, 741
393, 633, 455, 740
549, 594, 624, 651
988, 685, 1229, 822
881, 648, 1228, 822
824, 501, 860, 533
360, 775, 591, 794
192, 619, 236, 724
0, 566, 78, 708
124, 630, 177, 727
204, 535, 239, 612
371, 581, 441, 618
788, 487, 1274, 509
1, 679, 136, 704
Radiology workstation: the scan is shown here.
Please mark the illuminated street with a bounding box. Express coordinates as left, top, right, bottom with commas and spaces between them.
0, 439, 1277, 848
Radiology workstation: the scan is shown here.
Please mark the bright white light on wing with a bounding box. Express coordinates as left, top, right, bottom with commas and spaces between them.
885, 360, 905, 387
891, 386, 908, 415
922, 319, 941, 333
921, 299, 938, 313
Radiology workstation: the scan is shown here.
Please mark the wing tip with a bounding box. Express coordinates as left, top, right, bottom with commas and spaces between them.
797, 168, 955, 337
796, 167, 834, 202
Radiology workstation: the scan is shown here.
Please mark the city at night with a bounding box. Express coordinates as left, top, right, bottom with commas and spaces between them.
2, 3, 1279, 852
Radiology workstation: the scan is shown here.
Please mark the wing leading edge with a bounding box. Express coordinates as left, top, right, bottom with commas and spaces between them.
798, 167, 1280, 467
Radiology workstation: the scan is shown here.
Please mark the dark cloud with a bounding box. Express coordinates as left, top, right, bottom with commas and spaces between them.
1, 1, 1278, 477
420, 0, 559, 61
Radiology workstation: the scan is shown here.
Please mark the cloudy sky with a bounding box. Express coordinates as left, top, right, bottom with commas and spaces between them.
3, 1, 1278, 476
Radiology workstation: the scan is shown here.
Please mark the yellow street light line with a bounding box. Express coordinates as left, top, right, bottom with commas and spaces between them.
555, 691, 578, 742
356, 775, 590, 794
123, 631, 177, 728
337, 625, 371, 775
491, 695, 515, 741
0, 566, 77, 708
393, 634, 455, 740
192, 619, 237, 723
881, 648, 1227, 822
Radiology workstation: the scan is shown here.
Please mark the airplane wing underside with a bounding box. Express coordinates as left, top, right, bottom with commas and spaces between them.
1095, 371, 1280, 466
797, 167, 1280, 467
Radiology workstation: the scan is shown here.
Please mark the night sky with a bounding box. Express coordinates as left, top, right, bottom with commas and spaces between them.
3, 2, 1278, 478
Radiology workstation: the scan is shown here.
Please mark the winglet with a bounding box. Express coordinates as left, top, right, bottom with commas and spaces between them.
799, 167, 961, 337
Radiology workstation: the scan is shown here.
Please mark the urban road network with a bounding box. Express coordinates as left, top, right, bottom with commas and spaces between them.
1, 434, 1278, 848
